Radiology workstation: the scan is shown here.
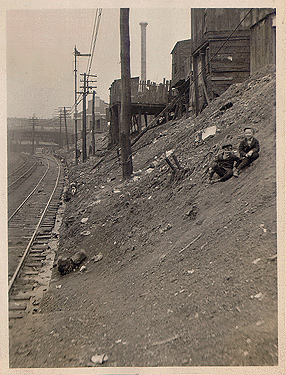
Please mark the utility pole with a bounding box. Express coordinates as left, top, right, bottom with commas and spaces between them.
80, 73, 97, 162
64, 107, 69, 151
91, 90, 96, 155
31, 115, 36, 155
59, 109, 62, 147
55, 107, 71, 149
74, 46, 91, 164
120, 8, 133, 179
82, 73, 87, 162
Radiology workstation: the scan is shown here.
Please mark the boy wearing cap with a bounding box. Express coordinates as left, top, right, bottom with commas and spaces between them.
233, 127, 259, 177
209, 144, 241, 183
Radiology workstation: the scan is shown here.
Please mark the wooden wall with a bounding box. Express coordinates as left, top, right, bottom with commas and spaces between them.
250, 11, 276, 74
191, 9, 251, 115
171, 39, 192, 88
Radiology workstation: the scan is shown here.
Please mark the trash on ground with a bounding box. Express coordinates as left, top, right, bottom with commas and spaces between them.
254, 292, 263, 299
80, 230, 91, 236
166, 149, 174, 157
252, 258, 261, 265
150, 334, 180, 347
132, 176, 141, 182
87, 200, 101, 207
57, 250, 87, 275
91, 354, 108, 364
259, 223, 267, 232
91, 253, 103, 262
268, 254, 277, 261
145, 168, 154, 174
179, 233, 202, 253
80, 265, 87, 272
202, 125, 217, 140
159, 223, 172, 233
81, 217, 89, 224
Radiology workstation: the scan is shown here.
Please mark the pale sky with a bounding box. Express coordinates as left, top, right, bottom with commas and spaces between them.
6, 8, 191, 119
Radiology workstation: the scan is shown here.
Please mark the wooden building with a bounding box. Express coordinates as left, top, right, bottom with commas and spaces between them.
108, 77, 171, 146
191, 8, 252, 115
171, 39, 192, 91
190, 8, 276, 116
249, 9, 276, 74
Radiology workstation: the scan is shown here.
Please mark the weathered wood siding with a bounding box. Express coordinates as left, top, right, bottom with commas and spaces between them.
250, 11, 276, 74
191, 8, 251, 53
171, 39, 192, 88
191, 8, 251, 115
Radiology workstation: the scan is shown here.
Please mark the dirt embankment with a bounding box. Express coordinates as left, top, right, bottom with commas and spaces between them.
9, 65, 278, 368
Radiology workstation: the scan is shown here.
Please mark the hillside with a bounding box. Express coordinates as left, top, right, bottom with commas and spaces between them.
9, 64, 278, 368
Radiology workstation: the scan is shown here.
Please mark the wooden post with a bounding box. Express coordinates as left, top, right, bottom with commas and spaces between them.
193, 54, 200, 116
120, 8, 133, 179
82, 73, 87, 162
64, 107, 69, 151
59, 110, 62, 147
91, 91, 96, 155
138, 108, 142, 133
31, 116, 35, 155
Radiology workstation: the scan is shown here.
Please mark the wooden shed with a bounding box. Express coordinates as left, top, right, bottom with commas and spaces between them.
171, 39, 192, 91
249, 9, 276, 74
191, 8, 251, 115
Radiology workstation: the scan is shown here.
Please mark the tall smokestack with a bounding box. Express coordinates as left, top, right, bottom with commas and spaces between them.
139, 21, 148, 83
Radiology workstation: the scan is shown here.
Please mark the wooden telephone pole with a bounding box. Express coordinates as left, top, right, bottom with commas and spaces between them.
91, 90, 96, 155
80, 73, 97, 162
120, 8, 133, 179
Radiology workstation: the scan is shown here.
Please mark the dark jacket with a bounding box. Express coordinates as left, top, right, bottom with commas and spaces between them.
239, 137, 260, 157
214, 152, 241, 169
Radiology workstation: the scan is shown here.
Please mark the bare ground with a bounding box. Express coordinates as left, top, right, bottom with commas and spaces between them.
9, 65, 279, 369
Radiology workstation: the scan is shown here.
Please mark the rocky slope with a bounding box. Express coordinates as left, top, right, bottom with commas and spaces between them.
9, 64, 278, 368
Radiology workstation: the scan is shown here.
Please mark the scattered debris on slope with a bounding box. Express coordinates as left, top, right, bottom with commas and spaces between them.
9, 65, 277, 368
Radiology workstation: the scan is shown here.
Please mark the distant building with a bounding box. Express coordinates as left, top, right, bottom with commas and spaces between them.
171, 39, 192, 92
78, 95, 109, 133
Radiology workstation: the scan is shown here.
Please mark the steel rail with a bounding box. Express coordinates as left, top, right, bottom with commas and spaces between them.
8, 160, 38, 190
8, 157, 50, 222
8, 156, 61, 294
8, 155, 29, 178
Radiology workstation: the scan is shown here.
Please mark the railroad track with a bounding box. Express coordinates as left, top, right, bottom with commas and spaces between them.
8, 154, 38, 190
8, 154, 65, 326
8, 153, 29, 178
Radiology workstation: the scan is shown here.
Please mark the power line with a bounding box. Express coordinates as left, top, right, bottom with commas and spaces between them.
69, 8, 102, 117
86, 9, 102, 76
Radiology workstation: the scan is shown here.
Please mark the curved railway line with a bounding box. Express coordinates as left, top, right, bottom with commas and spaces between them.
8, 154, 65, 326
8, 154, 38, 190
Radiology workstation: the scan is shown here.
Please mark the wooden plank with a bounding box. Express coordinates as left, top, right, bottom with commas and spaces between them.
9, 311, 24, 319
211, 66, 250, 73
10, 295, 31, 300
211, 76, 233, 81
9, 302, 27, 310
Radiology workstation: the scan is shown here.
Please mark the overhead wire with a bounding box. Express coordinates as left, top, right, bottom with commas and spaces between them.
86, 8, 102, 76
69, 8, 102, 117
